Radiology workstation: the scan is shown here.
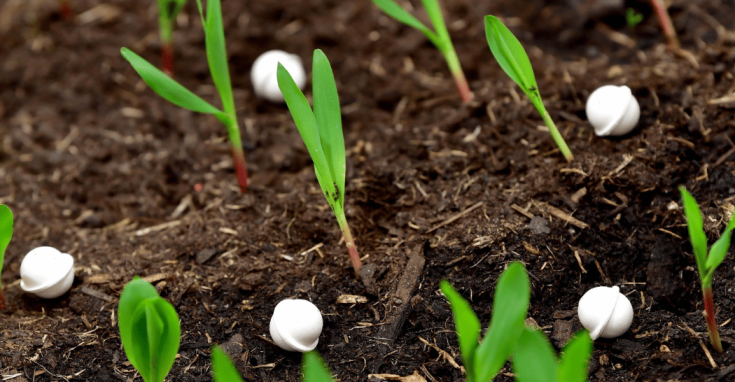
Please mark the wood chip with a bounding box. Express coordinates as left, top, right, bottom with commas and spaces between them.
219, 227, 239, 236
571, 187, 587, 204
418, 337, 464, 373
540, 203, 589, 229
369, 370, 427, 382
427, 201, 484, 233
75, 4, 122, 24
142, 273, 170, 284
336, 294, 368, 304
680, 322, 717, 368
86, 274, 111, 284
134, 220, 181, 236
512, 203, 535, 219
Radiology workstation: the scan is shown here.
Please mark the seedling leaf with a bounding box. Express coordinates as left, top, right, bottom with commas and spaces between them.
421, 0, 448, 43
120, 48, 227, 121
195, 0, 235, 117
484, 16, 537, 98
119, 278, 180, 382
371, 0, 438, 43
312, 50, 345, 208
705, 213, 735, 278
212, 345, 245, 382
557, 330, 593, 382
440, 281, 480, 380
512, 327, 558, 382
474, 262, 530, 382
679, 186, 708, 275
0, 205, 13, 285
302, 350, 337, 382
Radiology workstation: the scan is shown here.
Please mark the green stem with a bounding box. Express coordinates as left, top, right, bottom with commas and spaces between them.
442, 46, 472, 103
336, 213, 362, 274
533, 99, 573, 162
223, 118, 249, 192
702, 286, 723, 353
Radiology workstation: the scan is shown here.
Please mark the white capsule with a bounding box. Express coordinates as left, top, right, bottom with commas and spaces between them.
269, 299, 322, 352
578, 286, 633, 339
585, 85, 640, 136
20, 246, 75, 299
251, 50, 306, 103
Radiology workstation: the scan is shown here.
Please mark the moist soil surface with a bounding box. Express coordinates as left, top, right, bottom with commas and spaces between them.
2, 0, 735, 381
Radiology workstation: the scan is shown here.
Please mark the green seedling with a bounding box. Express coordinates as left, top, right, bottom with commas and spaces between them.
626, 8, 644, 30
118, 277, 181, 382
372, 0, 472, 102
121, 0, 249, 192
650, 0, 680, 49
440, 262, 530, 382
512, 327, 592, 382
158, 0, 188, 75
277, 49, 362, 274
0, 205, 13, 310
211, 347, 336, 382
679, 186, 735, 353
484, 15, 573, 162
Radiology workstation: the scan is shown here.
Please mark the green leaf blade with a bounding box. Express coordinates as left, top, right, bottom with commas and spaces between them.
371, 0, 439, 44
705, 213, 735, 277
277, 63, 338, 207
200, 0, 235, 117
0, 205, 13, 284
484, 16, 538, 98
312, 50, 346, 209
440, 280, 481, 380
302, 350, 337, 382
120, 48, 226, 119
474, 262, 531, 382
557, 330, 593, 382
212, 345, 245, 382
421, 0, 449, 43
679, 186, 709, 277
512, 327, 558, 382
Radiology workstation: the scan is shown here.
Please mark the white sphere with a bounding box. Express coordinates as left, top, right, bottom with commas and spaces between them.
251, 50, 306, 103
578, 286, 633, 339
585, 85, 640, 136
269, 299, 322, 352
20, 247, 75, 299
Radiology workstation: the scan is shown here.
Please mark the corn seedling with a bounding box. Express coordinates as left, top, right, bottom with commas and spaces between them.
158, 0, 188, 75
277, 49, 362, 274
484, 15, 573, 162
650, 0, 680, 49
0, 205, 13, 310
118, 278, 181, 382
512, 327, 593, 382
626, 8, 644, 30
212, 346, 336, 382
440, 262, 530, 382
121, 0, 249, 192
679, 186, 735, 353
372, 0, 471, 102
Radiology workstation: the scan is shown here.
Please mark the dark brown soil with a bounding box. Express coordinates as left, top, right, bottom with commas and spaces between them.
2, 0, 735, 381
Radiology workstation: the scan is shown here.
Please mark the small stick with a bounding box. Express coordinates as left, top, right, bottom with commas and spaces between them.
427, 201, 484, 233
650, 0, 680, 49
681, 322, 717, 368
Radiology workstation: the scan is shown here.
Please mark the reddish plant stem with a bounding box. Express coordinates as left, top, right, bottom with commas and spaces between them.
230, 145, 249, 193
452, 71, 472, 103
702, 287, 723, 353
162, 43, 174, 77
339, 218, 361, 274
59, 0, 72, 19
650, 0, 680, 49
0, 291, 5, 310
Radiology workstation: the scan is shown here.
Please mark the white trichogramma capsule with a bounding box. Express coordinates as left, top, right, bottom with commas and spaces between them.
269, 299, 323, 352
251, 50, 306, 103
20, 246, 75, 299
578, 285, 633, 339
585, 85, 640, 137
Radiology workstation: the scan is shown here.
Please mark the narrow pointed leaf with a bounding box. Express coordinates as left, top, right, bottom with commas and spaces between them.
705, 213, 735, 274
144, 303, 165, 381
277, 64, 338, 206
120, 48, 227, 120
440, 280, 480, 381
200, 0, 235, 117
150, 299, 181, 382
474, 262, 530, 382
679, 187, 708, 276
302, 351, 337, 382
0, 205, 13, 285
212, 345, 245, 382
512, 327, 558, 382
484, 16, 538, 97
557, 330, 593, 382
312, 50, 345, 209
421, 0, 449, 42
371, 0, 440, 44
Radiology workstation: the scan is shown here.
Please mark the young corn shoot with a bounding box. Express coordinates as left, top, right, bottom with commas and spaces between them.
212, 347, 336, 382
158, 0, 188, 76
0, 205, 13, 310
650, 0, 680, 49
118, 278, 181, 382
121, 0, 249, 192
371, 0, 471, 102
679, 186, 735, 353
211, 345, 245, 382
484, 16, 573, 162
277, 49, 362, 274
512, 327, 593, 382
